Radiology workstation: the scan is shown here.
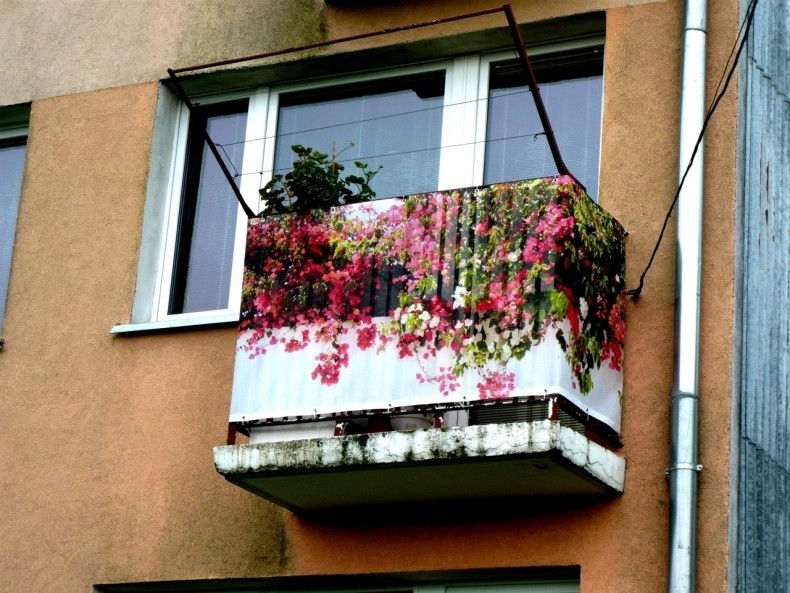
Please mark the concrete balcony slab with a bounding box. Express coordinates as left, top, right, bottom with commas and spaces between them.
213, 420, 625, 515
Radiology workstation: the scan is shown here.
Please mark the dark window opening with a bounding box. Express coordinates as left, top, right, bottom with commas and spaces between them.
170, 100, 248, 315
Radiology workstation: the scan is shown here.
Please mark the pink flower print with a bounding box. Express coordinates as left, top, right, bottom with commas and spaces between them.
356, 324, 377, 350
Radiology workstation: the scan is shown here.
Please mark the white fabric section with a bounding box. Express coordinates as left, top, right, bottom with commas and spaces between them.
230, 319, 622, 432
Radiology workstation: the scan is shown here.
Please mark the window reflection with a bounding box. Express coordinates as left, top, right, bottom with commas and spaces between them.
276, 72, 446, 199
485, 49, 603, 199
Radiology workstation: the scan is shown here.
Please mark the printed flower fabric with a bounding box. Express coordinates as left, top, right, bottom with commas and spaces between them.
240, 177, 626, 399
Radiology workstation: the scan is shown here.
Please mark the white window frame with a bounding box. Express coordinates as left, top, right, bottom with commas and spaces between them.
113, 37, 603, 333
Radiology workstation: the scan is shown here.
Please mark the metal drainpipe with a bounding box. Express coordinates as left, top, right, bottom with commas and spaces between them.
669, 0, 707, 591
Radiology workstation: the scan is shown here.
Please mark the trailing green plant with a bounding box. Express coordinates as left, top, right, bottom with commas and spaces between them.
241, 177, 626, 398
258, 144, 381, 216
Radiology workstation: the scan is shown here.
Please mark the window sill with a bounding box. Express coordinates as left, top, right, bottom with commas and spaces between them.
110, 313, 239, 335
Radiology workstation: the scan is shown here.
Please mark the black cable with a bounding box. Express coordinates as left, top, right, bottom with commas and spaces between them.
625, 0, 759, 300
227, 131, 550, 180
710, 0, 754, 104
243, 131, 550, 179
214, 83, 533, 150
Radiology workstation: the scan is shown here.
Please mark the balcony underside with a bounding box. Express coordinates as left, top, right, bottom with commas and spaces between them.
213, 420, 625, 515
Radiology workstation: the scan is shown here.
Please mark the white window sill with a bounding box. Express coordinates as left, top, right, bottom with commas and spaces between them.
110, 313, 239, 334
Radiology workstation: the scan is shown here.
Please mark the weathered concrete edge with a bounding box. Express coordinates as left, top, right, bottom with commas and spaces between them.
213, 420, 626, 492
554, 425, 626, 492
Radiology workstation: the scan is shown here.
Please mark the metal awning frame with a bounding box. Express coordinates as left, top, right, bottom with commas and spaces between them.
165, 3, 580, 219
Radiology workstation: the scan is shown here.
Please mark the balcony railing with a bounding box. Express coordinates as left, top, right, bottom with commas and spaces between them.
229, 177, 626, 440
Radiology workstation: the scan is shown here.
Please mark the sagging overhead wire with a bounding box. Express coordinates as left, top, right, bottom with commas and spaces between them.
625, 0, 760, 300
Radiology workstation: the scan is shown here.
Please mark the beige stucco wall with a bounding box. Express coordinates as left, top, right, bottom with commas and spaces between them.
0, 1, 738, 592
3, 0, 660, 106
1, 82, 289, 588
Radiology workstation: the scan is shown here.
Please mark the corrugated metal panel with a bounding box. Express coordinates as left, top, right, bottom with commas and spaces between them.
469, 401, 587, 435
735, 0, 790, 590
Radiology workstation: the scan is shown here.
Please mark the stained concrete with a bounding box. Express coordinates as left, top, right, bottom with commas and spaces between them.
214, 421, 626, 512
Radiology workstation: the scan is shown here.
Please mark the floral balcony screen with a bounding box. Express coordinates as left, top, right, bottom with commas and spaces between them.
230, 177, 626, 432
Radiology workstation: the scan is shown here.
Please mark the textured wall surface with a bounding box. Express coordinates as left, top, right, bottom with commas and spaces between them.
1, 0, 659, 106
734, 0, 790, 590
0, 1, 741, 592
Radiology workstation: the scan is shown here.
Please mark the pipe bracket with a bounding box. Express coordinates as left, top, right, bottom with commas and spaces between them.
665, 463, 704, 475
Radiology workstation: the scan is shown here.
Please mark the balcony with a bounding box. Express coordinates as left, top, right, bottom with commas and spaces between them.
214, 177, 627, 514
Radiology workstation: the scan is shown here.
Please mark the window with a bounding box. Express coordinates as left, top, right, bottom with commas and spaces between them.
0, 125, 27, 333
93, 577, 580, 593
118, 39, 603, 331
169, 101, 248, 315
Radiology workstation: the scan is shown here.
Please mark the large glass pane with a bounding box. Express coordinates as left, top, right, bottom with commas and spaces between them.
0, 140, 26, 329
484, 49, 603, 199
274, 72, 445, 199
171, 103, 248, 314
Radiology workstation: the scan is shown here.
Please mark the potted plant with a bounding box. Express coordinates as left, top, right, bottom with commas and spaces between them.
259, 144, 381, 216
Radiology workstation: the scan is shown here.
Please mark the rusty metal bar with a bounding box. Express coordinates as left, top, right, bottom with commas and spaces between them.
167, 68, 257, 219
502, 3, 578, 186
227, 422, 238, 446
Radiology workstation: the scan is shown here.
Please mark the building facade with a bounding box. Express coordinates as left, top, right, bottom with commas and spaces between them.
0, 1, 785, 592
